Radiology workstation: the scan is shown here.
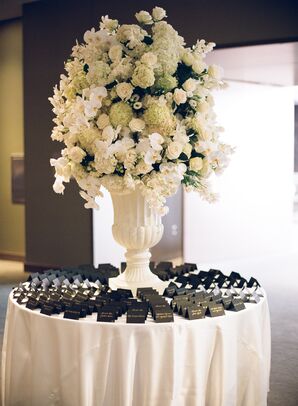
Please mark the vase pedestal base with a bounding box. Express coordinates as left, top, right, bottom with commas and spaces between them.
109, 271, 168, 297
109, 247, 168, 296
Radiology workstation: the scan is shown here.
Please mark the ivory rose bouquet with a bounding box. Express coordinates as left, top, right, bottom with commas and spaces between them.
49, 6, 232, 215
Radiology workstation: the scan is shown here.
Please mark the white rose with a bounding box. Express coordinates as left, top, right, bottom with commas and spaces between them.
135, 159, 152, 175
149, 132, 164, 151
101, 125, 115, 143
167, 141, 183, 160
182, 51, 194, 66
189, 157, 203, 172
108, 45, 123, 62
116, 82, 133, 100
97, 113, 110, 129
135, 10, 153, 25
182, 143, 192, 158
141, 52, 157, 67
208, 64, 223, 80
173, 88, 187, 105
152, 6, 167, 21
68, 146, 86, 163
183, 78, 197, 93
129, 118, 145, 132
192, 60, 206, 74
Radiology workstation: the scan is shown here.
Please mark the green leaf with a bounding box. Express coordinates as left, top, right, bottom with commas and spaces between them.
143, 36, 153, 45
186, 128, 195, 136
176, 102, 192, 118
181, 169, 203, 188
189, 133, 198, 143
152, 163, 160, 171
151, 88, 165, 96
175, 63, 193, 86
178, 152, 188, 161
132, 132, 139, 143
187, 170, 200, 177
106, 80, 117, 89
81, 154, 94, 167
191, 150, 204, 158
114, 163, 125, 176
133, 86, 147, 98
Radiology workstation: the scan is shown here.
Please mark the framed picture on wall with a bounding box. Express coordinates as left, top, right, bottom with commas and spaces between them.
11, 155, 25, 204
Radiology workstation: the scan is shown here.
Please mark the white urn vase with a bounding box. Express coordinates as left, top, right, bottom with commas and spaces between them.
108, 186, 168, 295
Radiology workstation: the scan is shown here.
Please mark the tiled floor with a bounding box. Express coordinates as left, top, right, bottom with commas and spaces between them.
0, 260, 26, 284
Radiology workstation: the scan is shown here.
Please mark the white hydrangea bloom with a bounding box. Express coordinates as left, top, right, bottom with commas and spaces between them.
108, 45, 123, 62
135, 11, 153, 25
49, 7, 232, 214
151, 21, 185, 75
152, 7, 167, 21
141, 52, 158, 66
116, 24, 146, 49
67, 146, 86, 163
100, 16, 119, 32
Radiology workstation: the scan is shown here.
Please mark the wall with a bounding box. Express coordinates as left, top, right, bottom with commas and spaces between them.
23, 1, 94, 269
295, 105, 298, 172
23, 0, 298, 269
27, 0, 298, 48
184, 81, 294, 263
0, 20, 25, 259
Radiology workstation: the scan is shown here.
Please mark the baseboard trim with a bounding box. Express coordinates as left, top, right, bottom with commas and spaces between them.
0, 252, 25, 262
24, 263, 60, 273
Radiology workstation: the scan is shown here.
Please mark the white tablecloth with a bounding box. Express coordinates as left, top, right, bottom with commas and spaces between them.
2, 293, 271, 406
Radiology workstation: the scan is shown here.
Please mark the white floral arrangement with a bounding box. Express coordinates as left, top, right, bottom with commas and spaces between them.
49, 6, 232, 215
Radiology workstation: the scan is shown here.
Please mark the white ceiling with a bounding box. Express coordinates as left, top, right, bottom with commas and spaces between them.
207, 42, 298, 87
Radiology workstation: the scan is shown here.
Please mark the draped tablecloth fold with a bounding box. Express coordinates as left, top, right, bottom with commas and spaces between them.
1, 294, 271, 406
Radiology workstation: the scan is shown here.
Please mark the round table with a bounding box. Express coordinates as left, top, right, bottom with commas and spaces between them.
1, 293, 271, 406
